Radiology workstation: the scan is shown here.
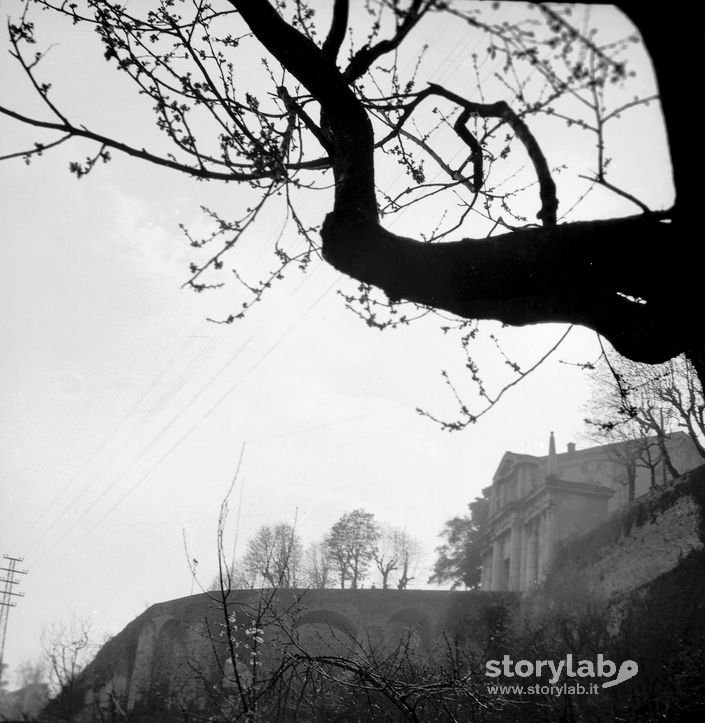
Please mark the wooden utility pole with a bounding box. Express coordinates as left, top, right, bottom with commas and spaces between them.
0, 555, 28, 686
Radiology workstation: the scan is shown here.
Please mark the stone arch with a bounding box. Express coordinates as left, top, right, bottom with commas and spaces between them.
143, 617, 213, 712
126, 613, 174, 712
149, 618, 184, 705
386, 608, 432, 651
294, 609, 358, 656
296, 609, 358, 639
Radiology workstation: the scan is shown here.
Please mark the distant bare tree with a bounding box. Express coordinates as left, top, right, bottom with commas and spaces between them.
587, 419, 664, 498
242, 523, 303, 588
373, 526, 422, 590
395, 530, 423, 591
372, 524, 401, 590
302, 542, 333, 590
324, 509, 379, 590
586, 351, 705, 486
208, 559, 256, 592
41, 617, 97, 721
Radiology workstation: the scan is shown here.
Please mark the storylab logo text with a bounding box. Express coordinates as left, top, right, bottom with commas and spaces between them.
485, 654, 638, 693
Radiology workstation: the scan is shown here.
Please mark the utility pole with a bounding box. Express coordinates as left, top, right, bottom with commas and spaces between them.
0, 555, 28, 687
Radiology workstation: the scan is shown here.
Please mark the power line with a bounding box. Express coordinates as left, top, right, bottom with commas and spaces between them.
16, 322, 215, 551
32, 275, 344, 569
25, 261, 331, 563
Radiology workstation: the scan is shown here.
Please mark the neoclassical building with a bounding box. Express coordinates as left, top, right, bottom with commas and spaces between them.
479, 431, 702, 592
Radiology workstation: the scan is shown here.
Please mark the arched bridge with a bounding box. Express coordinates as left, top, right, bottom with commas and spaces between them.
77, 588, 516, 719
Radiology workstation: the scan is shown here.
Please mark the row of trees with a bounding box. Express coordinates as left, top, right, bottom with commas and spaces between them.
215, 509, 422, 592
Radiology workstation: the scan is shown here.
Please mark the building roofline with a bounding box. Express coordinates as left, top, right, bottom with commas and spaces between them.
492, 431, 692, 482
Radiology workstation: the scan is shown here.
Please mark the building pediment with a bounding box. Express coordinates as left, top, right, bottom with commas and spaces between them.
492, 452, 541, 483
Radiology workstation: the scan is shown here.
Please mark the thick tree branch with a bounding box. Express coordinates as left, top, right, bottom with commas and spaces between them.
227, 0, 702, 372
228, 0, 377, 217
425, 83, 557, 225
321, 0, 349, 63
372, 81, 557, 224
453, 108, 483, 194
276, 86, 333, 155
342, 0, 430, 83
321, 210, 690, 365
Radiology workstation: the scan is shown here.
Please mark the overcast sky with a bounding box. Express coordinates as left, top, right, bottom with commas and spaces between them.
0, 2, 670, 681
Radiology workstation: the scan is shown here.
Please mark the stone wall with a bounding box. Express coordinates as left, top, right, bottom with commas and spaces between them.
516, 464, 705, 718
69, 588, 515, 720
545, 463, 705, 600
